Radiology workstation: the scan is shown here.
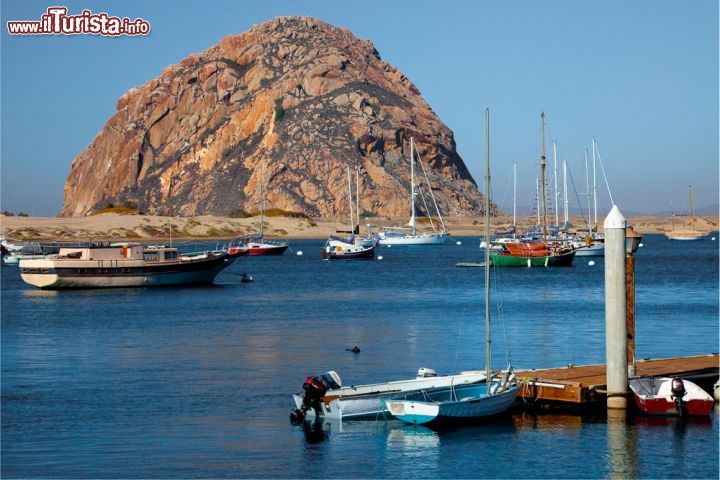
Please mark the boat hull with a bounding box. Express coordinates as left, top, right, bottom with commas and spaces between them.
664, 234, 707, 241
19, 253, 237, 289
490, 250, 575, 267
574, 243, 605, 257
629, 378, 714, 416
292, 371, 487, 420
247, 244, 288, 255
387, 384, 519, 425
322, 245, 375, 260
378, 233, 448, 245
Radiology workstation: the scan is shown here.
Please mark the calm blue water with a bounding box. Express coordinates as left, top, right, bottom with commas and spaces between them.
2, 234, 718, 478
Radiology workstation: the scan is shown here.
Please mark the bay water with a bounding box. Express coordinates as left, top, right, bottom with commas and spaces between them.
2, 234, 718, 478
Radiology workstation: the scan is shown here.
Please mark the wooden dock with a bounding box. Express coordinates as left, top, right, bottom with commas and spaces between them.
515, 354, 719, 407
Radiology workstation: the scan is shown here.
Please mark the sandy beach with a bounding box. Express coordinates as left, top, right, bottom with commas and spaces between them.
1, 212, 716, 242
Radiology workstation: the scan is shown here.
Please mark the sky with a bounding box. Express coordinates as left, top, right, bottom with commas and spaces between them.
1, 0, 718, 217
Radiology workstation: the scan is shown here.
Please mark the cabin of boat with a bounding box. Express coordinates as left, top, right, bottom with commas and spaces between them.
19, 243, 238, 289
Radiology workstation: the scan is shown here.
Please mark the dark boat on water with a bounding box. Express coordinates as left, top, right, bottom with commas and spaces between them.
19, 243, 245, 289
321, 236, 375, 260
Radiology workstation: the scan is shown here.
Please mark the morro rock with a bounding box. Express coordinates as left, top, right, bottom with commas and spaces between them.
61, 16, 489, 218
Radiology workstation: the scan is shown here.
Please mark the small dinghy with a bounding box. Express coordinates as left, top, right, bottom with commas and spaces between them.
629, 377, 714, 416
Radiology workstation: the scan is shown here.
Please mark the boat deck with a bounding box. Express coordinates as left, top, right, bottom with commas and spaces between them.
515, 354, 719, 406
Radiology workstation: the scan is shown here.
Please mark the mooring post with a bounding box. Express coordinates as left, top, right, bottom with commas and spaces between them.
626, 254, 635, 377
625, 226, 642, 378
604, 205, 627, 409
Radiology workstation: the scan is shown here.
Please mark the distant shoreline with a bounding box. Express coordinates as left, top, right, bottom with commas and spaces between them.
1, 213, 717, 242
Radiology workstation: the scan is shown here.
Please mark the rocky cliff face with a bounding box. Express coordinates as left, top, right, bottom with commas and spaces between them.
61, 16, 490, 218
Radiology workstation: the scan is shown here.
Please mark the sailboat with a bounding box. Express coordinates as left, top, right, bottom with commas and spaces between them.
228, 162, 289, 255
385, 109, 518, 425
377, 138, 448, 245
321, 167, 376, 260
665, 186, 708, 240
490, 113, 575, 267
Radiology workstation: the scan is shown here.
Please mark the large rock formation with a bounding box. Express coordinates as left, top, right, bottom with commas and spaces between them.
61, 16, 490, 218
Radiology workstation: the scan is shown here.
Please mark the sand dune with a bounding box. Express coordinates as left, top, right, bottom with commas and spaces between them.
1, 213, 717, 242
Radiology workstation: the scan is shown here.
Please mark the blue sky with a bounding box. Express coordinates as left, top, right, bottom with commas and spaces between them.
1, 0, 717, 216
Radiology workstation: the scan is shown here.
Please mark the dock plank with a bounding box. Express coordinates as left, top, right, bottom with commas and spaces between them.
515, 354, 718, 405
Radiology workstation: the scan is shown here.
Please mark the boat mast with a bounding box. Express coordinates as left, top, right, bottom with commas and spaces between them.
513, 161, 517, 228
540, 112, 548, 241
585, 149, 591, 234
553, 141, 559, 229
260, 162, 265, 238
535, 178, 540, 228
409, 138, 416, 235
592, 137, 597, 234
347, 167, 354, 234
689, 185, 695, 230
356, 166, 360, 234
562, 159, 569, 228
484, 108, 492, 395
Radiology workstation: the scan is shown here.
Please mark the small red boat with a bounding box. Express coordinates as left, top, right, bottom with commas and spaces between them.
629, 377, 714, 416
228, 234, 288, 256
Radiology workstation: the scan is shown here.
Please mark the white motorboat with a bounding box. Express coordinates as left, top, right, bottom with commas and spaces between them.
290, 368, 487, 420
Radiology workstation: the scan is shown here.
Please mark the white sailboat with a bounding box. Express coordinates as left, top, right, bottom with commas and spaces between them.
385, 108, 518, 425
574, 140, 605, 257
665, 186, 708, 240
377, 138, 448, 245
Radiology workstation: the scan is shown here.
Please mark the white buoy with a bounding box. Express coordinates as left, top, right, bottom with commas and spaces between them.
456, 241, 462, 245
296, 251, 303, 256
377, 255, 384, 260
712, 237, 716, 241
387, 244, 392, 248
588, 260, 596, 266
638, 243, 644, 248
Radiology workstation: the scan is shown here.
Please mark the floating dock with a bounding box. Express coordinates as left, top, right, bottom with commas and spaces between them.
515, 354, 719, 407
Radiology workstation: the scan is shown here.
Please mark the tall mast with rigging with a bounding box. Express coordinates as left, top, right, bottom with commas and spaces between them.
540, 113, 549, 240
689, 185, 696, 230
484, 108, 492, 395
408, 138, 416, 235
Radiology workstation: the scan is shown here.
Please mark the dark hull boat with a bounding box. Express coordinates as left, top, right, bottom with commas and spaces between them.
321, 236, 375, 260
20, 243, 244, 289
229, 234, 288, 256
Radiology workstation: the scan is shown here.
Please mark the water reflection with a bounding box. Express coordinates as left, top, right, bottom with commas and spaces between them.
606, 409, 638, 480
387, 423, 440, 452
301, 419, 331, 445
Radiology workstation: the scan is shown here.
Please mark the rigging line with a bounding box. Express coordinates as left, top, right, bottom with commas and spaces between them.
414, 148, 447, 231
492, 260, 512, 367
566, 162, 588, 227
593, 140, 615, 206
416, 176, 436, 231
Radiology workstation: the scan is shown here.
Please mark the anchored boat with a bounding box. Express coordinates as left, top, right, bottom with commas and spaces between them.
290, 368, 487, 421
629, 377, 714, 416
377, 137, 448, 245
19, 243, 243, 289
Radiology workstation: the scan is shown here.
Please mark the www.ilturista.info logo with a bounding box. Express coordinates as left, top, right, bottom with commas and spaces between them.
7, 6, 150, 36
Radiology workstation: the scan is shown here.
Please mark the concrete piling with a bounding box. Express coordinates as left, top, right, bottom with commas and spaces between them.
604, 205, 628, 409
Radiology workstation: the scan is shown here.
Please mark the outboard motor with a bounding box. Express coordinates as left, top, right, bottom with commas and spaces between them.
416, 368, 438, 379
670, 377, 686, 414
289, 371, 341, 423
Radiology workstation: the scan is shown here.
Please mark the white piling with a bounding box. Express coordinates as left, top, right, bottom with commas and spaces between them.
604, 205, 628, 409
